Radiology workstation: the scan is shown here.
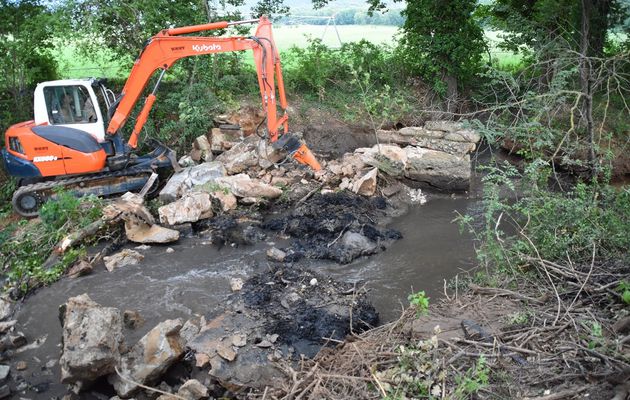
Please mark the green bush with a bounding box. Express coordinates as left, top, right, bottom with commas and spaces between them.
511, 181, 630, 262
284, 39, 346, 95
283, 39, 403, 97
459, 159, 630, 268
0, 191, 103, 295
139, 80, 223, 155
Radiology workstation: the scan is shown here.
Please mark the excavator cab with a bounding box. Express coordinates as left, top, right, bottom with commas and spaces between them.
34, 78, 116, 142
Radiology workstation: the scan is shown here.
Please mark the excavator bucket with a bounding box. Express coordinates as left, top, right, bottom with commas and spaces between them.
273, 134, 321, 171
292, 144, 321, 171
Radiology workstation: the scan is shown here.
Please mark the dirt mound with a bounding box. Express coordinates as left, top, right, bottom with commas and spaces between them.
262, 191, 401, 263
241, 266, 378, 357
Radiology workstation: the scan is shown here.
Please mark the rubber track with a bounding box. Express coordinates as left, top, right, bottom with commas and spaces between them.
12, 166, 153, 216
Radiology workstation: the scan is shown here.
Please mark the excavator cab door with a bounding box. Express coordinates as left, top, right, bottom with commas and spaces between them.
33, 80, 107, 142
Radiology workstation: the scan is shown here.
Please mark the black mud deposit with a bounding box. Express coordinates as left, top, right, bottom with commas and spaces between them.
194, 214, 267, 246
262, 192, 401, 263
241, 266, 378, 357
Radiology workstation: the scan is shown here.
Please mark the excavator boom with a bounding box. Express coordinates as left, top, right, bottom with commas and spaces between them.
104, 16, 318, 169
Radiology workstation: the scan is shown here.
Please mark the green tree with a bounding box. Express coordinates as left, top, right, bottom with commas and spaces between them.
398, 0, 485, 111
0, 0, 58, 134
485, 0, 627, 57
62, 0, 292, 62
62, 0, 213, 61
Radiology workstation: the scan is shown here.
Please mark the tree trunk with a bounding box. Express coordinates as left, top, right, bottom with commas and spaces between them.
588, 0, 611, 57
580, 0, 596, 177
444, 73, 458, 116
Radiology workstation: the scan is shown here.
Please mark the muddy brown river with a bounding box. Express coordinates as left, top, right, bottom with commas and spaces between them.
13, 195, 479, 398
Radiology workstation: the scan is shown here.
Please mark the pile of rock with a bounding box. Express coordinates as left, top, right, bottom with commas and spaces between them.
58, 294, 201, 398
182, 126, 241, 166
0, 298, 30, 399
134, 120, 480, 240
180, 106, 266, 166
316, 121, 481, 192
58, 265, 377, 398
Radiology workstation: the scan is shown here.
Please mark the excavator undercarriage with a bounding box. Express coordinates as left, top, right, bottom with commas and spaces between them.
10, 141, 175, 217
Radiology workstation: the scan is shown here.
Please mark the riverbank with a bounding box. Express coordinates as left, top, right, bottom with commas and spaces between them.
259, 255, 629, 399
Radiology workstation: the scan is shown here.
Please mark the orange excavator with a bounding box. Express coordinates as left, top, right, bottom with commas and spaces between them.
2, 16, 321, 217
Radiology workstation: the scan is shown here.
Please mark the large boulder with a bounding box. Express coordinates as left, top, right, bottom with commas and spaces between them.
356, 145, 407, 177
158, 192, 214, 225
338, 231, 378, 262
59, 294, 124, 387
214, 138, 259, 175
124, 221, 180, 244
187, 313, 284, 391
351, 168, 378, 196
377, 125, 480, 156
414, 136, 476, 155
215, 174, 282, 199
103, 193, 154, 226
208, 347, 284, 391
357, 144, 408, 165
109, 319, 185, 398
103, 249, 144, 272
404, 147, 471, 191
159, 162, 226, 203
424, 120, 466, 133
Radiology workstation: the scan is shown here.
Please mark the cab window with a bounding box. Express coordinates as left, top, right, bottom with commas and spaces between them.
44, 85, 97, 125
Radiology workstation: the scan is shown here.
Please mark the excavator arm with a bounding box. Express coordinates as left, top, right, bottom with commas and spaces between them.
106, 16, 320, 170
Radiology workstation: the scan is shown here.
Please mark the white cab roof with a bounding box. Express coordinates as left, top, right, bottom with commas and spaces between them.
36, 78, 97, 87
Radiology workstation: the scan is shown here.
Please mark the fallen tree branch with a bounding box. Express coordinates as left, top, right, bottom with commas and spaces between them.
469, 284, 544, 304
456, 338, 538, 355
41, 218, 109, 270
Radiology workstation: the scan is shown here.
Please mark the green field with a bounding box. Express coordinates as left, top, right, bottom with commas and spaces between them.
55, 25, 401, 79
269, 24, 400, 49
55, 25, 521, 79
55, 40, 129, 79
484, 30, 524, 67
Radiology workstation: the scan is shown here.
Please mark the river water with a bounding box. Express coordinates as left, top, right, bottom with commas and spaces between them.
13, 192, 480, 398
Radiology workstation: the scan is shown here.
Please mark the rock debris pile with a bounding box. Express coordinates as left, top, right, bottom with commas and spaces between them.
117, 120, 479, 243
57, 265, 377, 398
